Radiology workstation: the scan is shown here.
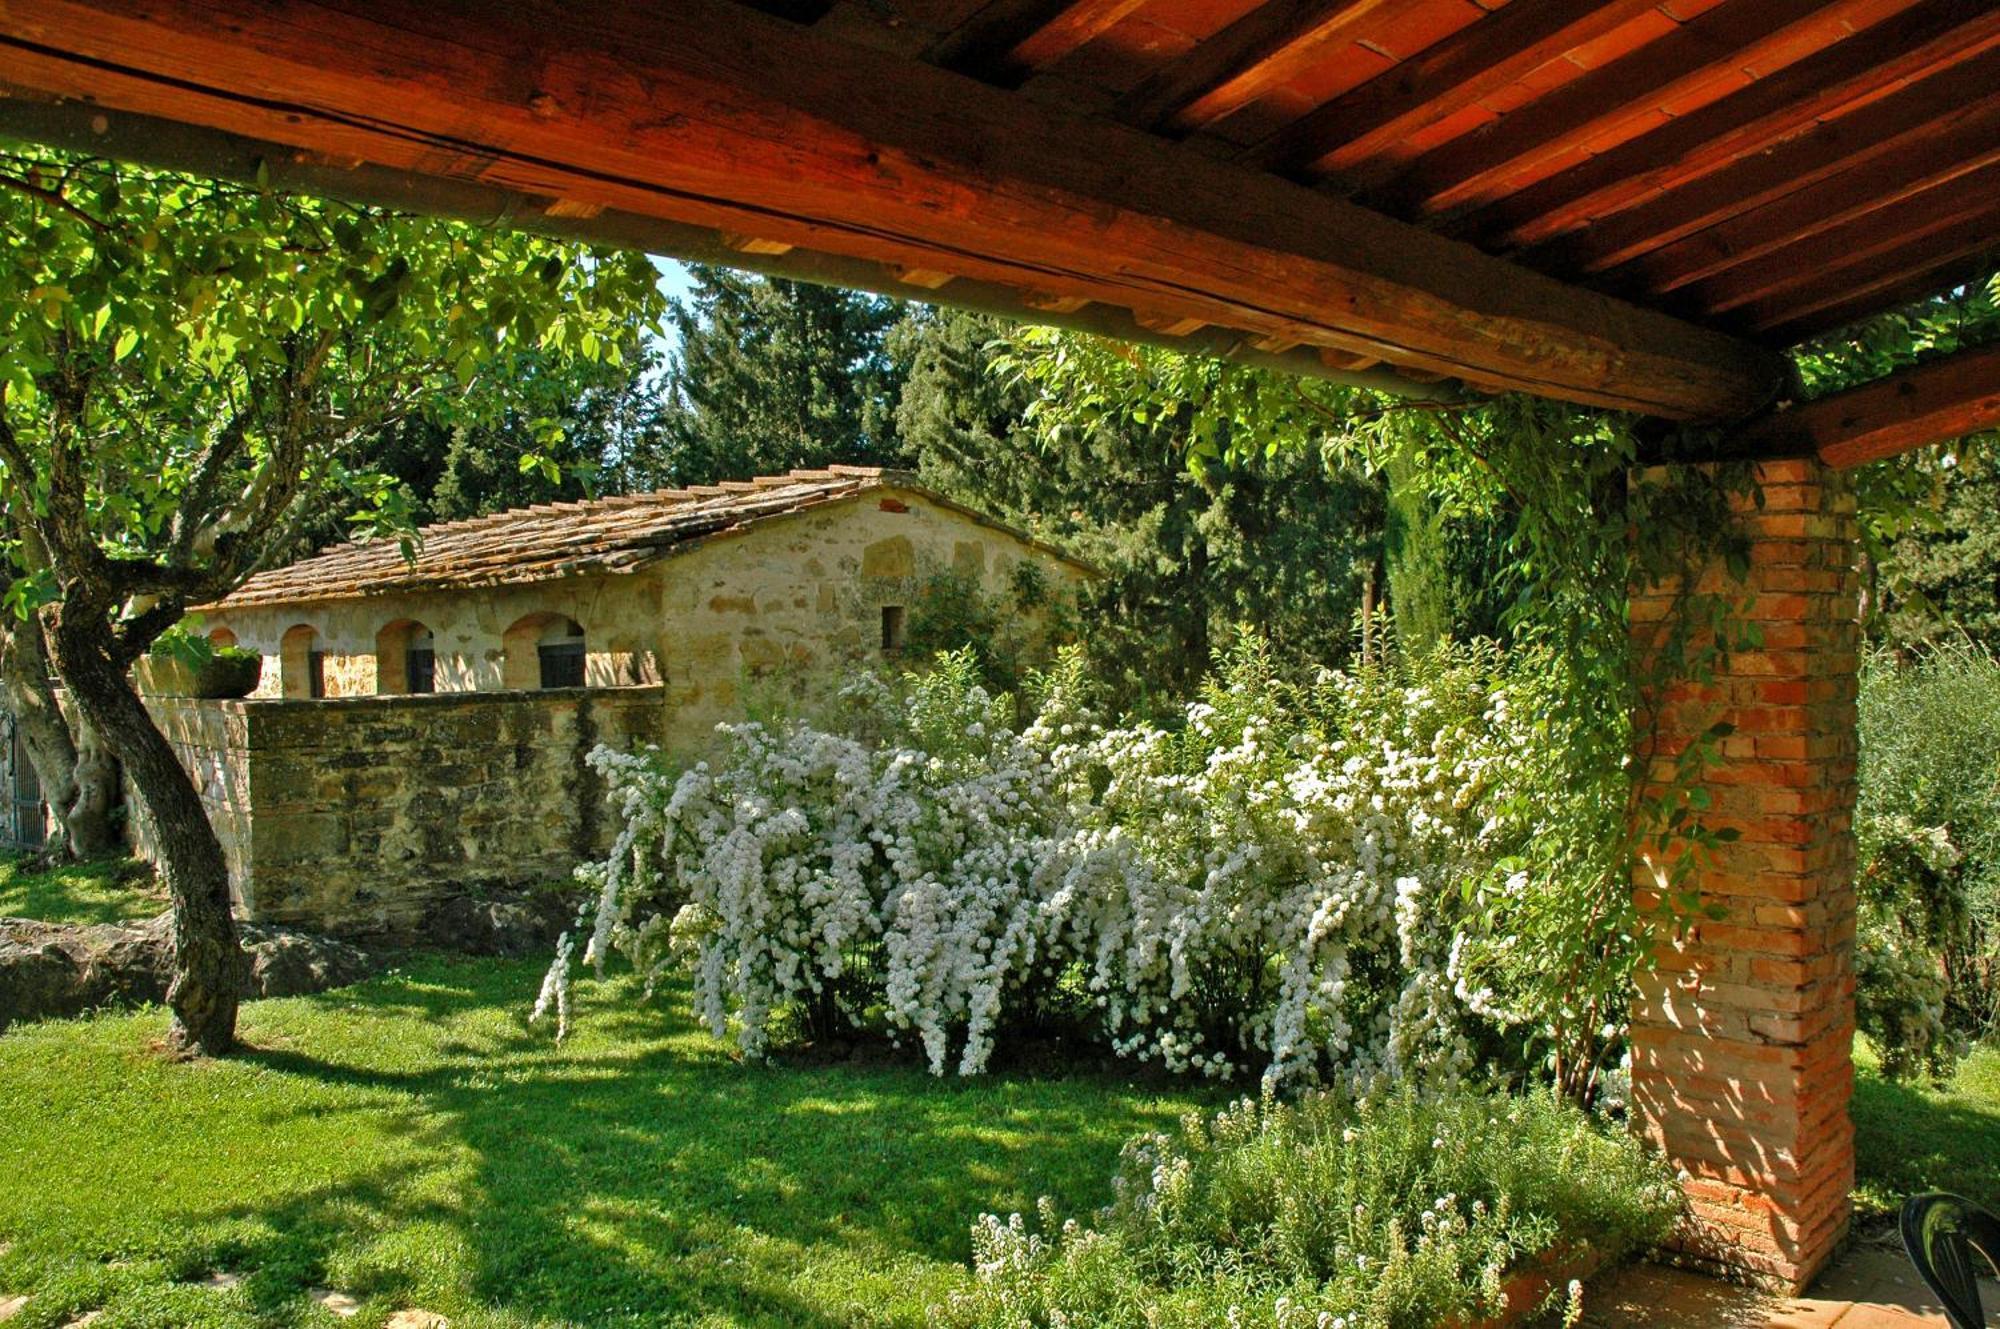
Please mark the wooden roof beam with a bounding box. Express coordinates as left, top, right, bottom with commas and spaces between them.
1458, 0, 2000, 251
1114, 0, 1430, 136
1387, 0, 1912, 220
1683, 164, 2000, 320
1248, 0, 1664, 186
1531, 45, 2000, 278
1735, 341, 2000, 468
0, 0, 1784, 419
1614, 97, 2000, 296
931, 0, 1149, 82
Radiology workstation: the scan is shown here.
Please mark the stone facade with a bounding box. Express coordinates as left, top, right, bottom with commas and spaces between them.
1629, 459, 1860, 1292
197, 488, 1089, 755
142, 687, 666, 937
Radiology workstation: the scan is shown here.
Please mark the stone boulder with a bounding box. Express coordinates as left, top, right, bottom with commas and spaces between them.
421, 889, 573, 957
0, 913, 379, 1033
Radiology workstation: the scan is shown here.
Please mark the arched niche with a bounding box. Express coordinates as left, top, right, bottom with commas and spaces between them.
375, 619, 436, 695
279, 624, 324, 700
502, 613, 587, 690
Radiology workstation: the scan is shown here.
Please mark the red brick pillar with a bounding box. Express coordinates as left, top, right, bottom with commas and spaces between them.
1628, 458, 1859, 1293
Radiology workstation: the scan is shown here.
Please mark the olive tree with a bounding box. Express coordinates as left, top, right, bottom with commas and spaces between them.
0, 143, 662, 1055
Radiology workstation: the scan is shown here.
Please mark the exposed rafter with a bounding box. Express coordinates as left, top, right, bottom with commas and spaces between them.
1247, 0, 1662, 186
1735, 341, 2000, 468
1457, 1, 2000, 250
0, 0, 1784, 419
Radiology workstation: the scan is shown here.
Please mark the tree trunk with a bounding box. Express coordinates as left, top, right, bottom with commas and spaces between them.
0, 612, 119, 858
46, 601, 241, 1056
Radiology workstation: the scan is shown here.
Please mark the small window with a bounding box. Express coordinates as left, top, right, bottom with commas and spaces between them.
537, 618, 587, 689
306, 648, 327, 699
406, 627, 436, 694
881, 605, 906, 654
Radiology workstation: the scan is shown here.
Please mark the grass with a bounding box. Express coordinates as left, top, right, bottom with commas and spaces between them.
1852, 1038, 2000, 1216
0, 852, 164, 925
0, 955, 1222, 1328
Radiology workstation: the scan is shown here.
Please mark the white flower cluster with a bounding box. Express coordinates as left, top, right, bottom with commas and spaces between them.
540, 648, 1537, 1088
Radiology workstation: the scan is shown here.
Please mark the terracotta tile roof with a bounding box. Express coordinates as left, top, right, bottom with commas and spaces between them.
212, 467, 898, 608
208, 467, 1091, 609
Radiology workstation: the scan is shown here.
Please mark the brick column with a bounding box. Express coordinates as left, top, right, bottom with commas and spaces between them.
1628, 458, 1860, 1293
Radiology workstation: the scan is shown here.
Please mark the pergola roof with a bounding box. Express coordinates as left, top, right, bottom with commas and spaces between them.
0, 0, 1996, 438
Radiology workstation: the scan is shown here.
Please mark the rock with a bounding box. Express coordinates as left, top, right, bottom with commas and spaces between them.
196, 1272, 240, 1291
0, 1294, 27, 1321
385, 1312, 449, 1329
0, 914, 379, 1032
310, 1288, 361, 1318
423, 890, 570, 957
63, 1311, 102, 1327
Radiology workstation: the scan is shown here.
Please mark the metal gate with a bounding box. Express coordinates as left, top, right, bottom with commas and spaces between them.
8, 719, 45, 850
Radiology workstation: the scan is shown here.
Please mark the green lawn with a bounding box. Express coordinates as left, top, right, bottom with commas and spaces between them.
0, 956, 1220, 1329
1852, 1039, 2000, 1216
0, 853, 164, 925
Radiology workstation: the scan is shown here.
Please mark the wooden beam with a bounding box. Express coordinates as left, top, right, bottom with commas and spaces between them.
1456, 0, 2000, 251
1387, 0, 1908, 219
1616, 96, 2000, 296
1249, 0, 1663, 187
0, 0, 1784, 419
1684, 164, 2000, 319
1736, 341, 2000, 468
1530, 45, 2000, 278
1773, 256, 2000, 346
1114, 0, 1425, 136
1739, 215, 2000, 334
934, 0, 1149, 80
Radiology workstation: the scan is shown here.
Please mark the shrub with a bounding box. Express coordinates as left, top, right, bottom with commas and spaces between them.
1857, 642, 2000, 1074
926, 1083, 1680, 1329
541, 638, 1646, 1093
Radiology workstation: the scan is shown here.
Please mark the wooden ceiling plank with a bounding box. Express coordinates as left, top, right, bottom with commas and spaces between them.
1457, 0, 2000, 251
1684, 162, 2000, 317
1736, 340, 2000, 468
1741, 217, 2000, 333
932, 0, 1153, 80
1246, 0, 1665, 184
1621, 101, 2000, 296
1774, 255, 1999, 344
0, 0, 1784, 418
1532, 45, 2000, 277
1387, 0, 1893, 220
1129, 0, 1440, 137
1114, 0, 1417, 135
1002, 0, 1154, 73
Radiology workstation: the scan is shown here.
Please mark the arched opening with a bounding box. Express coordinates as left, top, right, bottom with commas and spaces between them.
280, 624, 324, 700
502, 613, 587, 690
206, 626, 237, 650
375, 619, 436, 695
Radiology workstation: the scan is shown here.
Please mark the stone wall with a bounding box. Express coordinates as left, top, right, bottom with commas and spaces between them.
144, 686, 666, 937
1628, 459, 1860, 1292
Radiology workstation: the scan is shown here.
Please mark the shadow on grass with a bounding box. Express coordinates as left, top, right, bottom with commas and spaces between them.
1852, 1054, 2000, 1216
218, 957, 1208, 1326
0, 853, 163, 926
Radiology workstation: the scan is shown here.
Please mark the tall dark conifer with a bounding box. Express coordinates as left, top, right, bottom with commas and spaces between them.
650, 266, 906, 485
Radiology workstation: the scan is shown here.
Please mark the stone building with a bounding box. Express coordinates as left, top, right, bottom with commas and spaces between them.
10, 468, 1090, 935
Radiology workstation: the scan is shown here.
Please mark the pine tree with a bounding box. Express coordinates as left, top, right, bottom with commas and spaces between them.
891, 307, 1383, 711
649, 266, 906, 484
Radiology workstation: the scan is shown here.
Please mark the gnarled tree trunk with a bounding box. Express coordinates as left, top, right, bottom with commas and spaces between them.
0, 610, 119, 858
46, 597, 240, 1056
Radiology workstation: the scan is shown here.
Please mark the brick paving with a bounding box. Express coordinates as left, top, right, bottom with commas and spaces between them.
1584, 1244, 1997, 1327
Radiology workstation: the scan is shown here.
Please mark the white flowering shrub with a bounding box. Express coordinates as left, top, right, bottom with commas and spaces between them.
541, 638, 1576, 1089
925, 1084, 1680, 1329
